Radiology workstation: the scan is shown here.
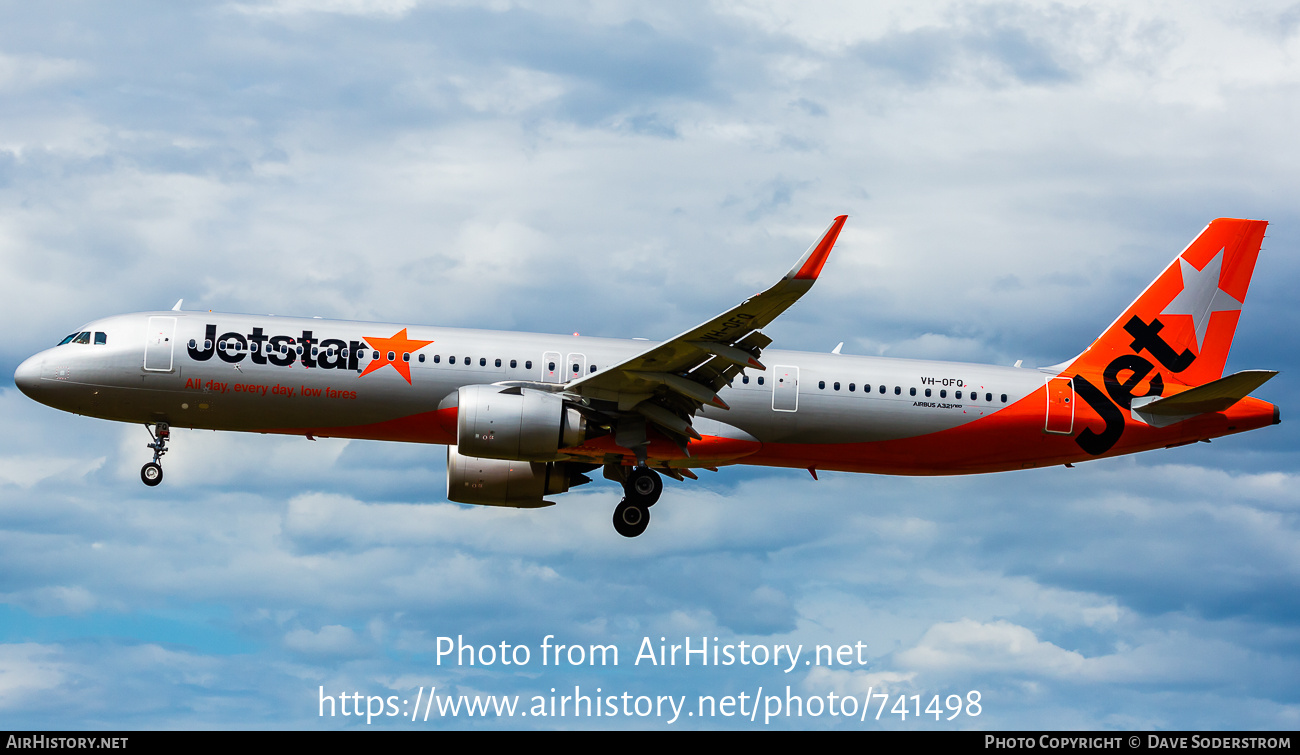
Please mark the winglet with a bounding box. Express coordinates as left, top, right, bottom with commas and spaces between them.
785, 215, 848, 281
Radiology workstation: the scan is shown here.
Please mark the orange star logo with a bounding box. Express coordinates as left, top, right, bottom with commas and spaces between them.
359, 328, 434, 384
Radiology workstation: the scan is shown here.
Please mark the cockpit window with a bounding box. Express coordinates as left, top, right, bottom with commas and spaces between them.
94, 332, 107, 345
58, 333, 79, 346
73, 332, 91, 344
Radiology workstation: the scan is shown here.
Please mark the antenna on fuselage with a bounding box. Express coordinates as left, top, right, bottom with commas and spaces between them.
171, 299, 183, 312
831, 342, 844, 355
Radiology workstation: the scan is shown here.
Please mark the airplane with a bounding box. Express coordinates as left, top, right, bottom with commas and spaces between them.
12, 216, 1281, 537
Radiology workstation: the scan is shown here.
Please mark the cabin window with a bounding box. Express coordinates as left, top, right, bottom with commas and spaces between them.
940, 389, 946, 398
879, 385, 886, 394
925, 388, 931, 397
894, 386, 901, 395
757, 376, 764, 385
495, 358, 502, 367
403, 353, 410, 362
510, 359, 517, 369
418, 353, 425, 363
955, 390, 962, 399
480, 358, 487, 367
834, 382, 840, 391
387, 351, 396, 361
986, 393, 992, 402
572, 363, 580, 373
526, 360, 533, 370
434, 355, 440, 363
188, 339, 196, 349
999, 393, 1006, 403
590, 365, 597, 373
311, 346, 318, 356
849, 383, 855, 392
742, 375, 750, 384
94, 332, 107, 345
819, 381, 825, 390
206, 340, 214, 350
910, 387, 916, 396
548, 362, 556, 372
450, 356, 457, 364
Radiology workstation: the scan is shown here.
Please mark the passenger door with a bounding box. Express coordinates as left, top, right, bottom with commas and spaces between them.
1044, 376, 1074, 434
143, 317, 176, 372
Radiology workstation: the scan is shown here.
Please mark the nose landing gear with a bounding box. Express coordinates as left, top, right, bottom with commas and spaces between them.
141, 422, 170, 487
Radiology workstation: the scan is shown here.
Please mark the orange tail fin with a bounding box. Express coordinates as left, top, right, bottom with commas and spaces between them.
1068, 218, 1267, 387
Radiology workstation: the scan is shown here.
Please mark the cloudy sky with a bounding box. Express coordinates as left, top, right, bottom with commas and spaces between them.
2, 0, 1298, 730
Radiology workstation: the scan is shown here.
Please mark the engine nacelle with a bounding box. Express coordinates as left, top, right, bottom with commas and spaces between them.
452, 384, 588, 462
445, 445, 573, 508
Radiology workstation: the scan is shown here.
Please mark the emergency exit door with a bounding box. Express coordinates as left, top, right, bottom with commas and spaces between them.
772, 365, 799, 412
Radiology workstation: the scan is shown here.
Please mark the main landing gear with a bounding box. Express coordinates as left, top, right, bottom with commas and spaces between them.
141, 422, 170, 487
612, 466, 663, 538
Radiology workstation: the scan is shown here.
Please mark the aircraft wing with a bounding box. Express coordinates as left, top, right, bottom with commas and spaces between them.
564, 216, 847, 444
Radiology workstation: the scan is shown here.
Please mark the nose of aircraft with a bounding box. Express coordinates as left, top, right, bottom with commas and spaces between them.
14, 354, 42, 399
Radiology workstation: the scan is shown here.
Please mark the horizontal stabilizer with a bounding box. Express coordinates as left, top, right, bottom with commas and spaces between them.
1132, 369, 1277, 416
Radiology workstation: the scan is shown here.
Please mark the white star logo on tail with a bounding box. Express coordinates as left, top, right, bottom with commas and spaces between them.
1160, 247, 1242, 352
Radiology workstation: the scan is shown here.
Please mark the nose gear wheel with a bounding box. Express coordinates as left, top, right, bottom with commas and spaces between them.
141, 462, 163, 486
141, 422, 170, 487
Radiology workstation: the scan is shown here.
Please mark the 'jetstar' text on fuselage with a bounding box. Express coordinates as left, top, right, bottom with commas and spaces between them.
186, 324, 366, 371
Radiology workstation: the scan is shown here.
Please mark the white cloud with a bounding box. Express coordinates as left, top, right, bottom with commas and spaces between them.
0, 455, 105, 489
896, 618, 1087, 676
0, 644, 70, 710
229, 0, 424, 17
284, 625, 363, 655
803, 665, 917, 699
0, 53, 83, 93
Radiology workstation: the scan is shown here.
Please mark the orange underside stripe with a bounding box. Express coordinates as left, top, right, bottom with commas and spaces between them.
267, 386, 1275, 474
